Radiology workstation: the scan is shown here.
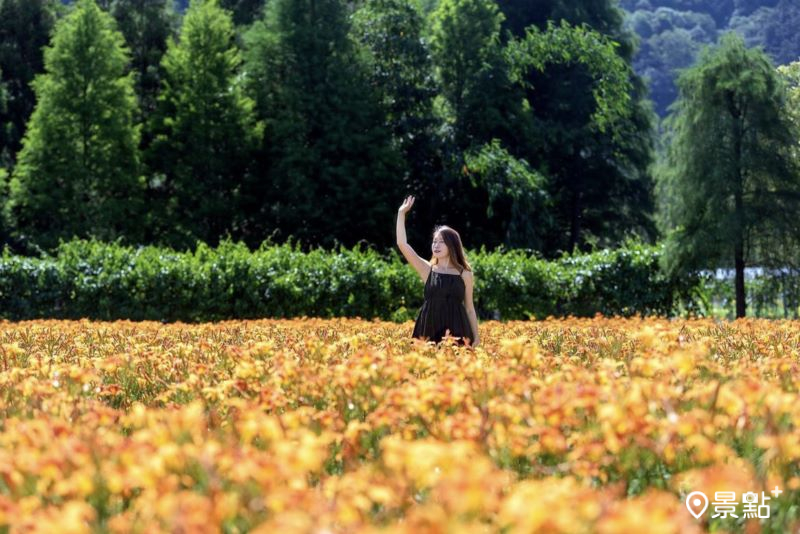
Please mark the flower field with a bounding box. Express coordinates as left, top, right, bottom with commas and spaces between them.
1, 317, 799, 533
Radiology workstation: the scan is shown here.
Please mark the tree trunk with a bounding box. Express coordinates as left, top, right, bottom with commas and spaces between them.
569, 188, 581, 252
734, 236, 746, 318
729, 92, 746, 318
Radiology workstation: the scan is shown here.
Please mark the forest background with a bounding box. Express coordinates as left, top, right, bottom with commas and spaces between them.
1, 0, 800, 320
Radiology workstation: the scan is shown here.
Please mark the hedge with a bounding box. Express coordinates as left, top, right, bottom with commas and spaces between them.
0, 238, 703, 322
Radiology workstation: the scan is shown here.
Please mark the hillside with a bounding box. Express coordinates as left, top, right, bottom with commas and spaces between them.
620, 0, 800, 116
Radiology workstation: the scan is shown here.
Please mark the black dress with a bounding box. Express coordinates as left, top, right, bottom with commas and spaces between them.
412, 265, 474, 345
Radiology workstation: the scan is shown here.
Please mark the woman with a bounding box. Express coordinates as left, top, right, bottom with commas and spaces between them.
396, 195, 480, 348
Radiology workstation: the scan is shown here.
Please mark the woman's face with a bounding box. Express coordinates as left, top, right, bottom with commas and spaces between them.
432, 233, 448, 259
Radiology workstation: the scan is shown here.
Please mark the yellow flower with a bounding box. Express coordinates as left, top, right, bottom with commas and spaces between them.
596, 490, 702, 534
499, 478, 602, 533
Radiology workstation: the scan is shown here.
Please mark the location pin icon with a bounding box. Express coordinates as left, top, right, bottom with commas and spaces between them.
686, 491, 709, 519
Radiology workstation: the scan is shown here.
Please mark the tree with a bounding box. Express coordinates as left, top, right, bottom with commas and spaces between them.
428, 0, 525, 152
463, 139, 552, 250
146, 0, 262, 250
350, 0, 444, 248
426, 0, 539, 249
0, 0, 61, 169
0, 67, 5, 125
96, 0, 179, 138
506, 20, 653, 254
656, 33, 800, 318
494, 0, 658, 255
219, 0, 264, 26
241, 0, 403, 250
778, 60, 800, 147
3, 0, 145, 251
0, 165, 7, 246
176, 0, 268, 25
0, 67, 9, 248
774, 60, 800, 281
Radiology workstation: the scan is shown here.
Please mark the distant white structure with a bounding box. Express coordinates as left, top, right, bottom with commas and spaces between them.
705, 267, 800, 280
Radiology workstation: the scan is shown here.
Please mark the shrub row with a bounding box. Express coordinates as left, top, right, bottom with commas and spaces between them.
0, 238, 703, 322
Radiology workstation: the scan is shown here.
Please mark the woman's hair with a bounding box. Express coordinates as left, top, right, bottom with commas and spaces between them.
429, 225, 472, 272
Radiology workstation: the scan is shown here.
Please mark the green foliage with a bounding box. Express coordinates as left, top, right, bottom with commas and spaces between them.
350, 0, 445, 247
171, 0, 266, 25
421, 2, 658, 256
762, 0, 800, 66
698, 268, 800, 319
429, 0, 503, 114
240, 0, 403, 250
506, 20, 633, 138
425, 0, 539, 254
623, 7, 717, 116
502, 17, 657, 254
218, 0, 264, 25
145, 0, 262, 250
627, 8, 717, 40
778, 60, 800, 146
0, 237, 702, 322
634, 27, 708, 117
0, 166, 7, 236
352, 0, 438, 137
621, 0, 800, 116
463, 139, 552, 250
0, 71, 5, 124
99, 0, 179, 128
0, 0, 61, 168
1, 0, 661, 262
428, 0, 524, 150
4, 0, 145, 252
656, 33, 800, 316
497, 0, 637, 63
556, 240, 698, 318
728, 0, 800, 66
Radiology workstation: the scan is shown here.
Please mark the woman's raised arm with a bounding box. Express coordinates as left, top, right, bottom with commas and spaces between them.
396, 195, 429, 281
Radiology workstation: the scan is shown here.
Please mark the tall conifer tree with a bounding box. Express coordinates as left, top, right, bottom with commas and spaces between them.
657, 33, 800, 317
4, 0, 144, 251
98, 0, 178, 134
146, 0, 261, 249
242, 0, 402, 249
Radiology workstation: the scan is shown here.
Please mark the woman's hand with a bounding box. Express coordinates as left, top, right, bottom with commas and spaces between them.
398, 195, 415, 214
